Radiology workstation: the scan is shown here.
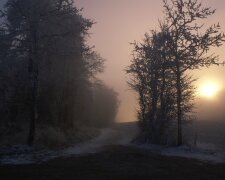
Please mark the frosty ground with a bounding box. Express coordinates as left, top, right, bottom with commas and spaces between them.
1, 122, 225, 179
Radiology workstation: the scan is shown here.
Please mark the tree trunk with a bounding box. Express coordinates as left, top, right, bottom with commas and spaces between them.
159, 68, 166, 143
27, 26, 39, 146
27, 67, 38, 145
176, 69, 182, 146
139, 86, 147, 128
150, 71, 159, 143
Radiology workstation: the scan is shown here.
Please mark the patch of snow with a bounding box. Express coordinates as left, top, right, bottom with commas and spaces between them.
0, 126, 136, 165
63, 128, 120, 156
134, 143, 225, 164
0, 145, 61, 165
0, 145, 33, 165
163, 146, 225, 164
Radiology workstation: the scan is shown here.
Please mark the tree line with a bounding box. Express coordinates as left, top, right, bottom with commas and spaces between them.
127, 0, 225, 145
0, 0, 119, 146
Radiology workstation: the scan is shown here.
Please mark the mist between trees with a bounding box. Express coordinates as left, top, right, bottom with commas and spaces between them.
127, 0, 225, 146
0, 0, 225, 149
0, 0, 119, 147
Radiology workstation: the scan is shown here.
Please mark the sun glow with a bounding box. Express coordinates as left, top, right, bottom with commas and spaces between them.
199, 82, 220, 98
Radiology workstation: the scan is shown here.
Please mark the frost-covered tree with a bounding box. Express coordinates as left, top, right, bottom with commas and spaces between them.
0, 0, 106, 146
127, 0, 225, 145
163, 0, 225, 145
127, 29, 179, 144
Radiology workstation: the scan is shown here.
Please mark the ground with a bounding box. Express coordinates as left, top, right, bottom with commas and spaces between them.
1, 122, 225, 180
1, 145, 225, 180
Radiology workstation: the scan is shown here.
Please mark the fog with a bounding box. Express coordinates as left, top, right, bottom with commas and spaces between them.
76, 0, 225, 122
1, 0, 224, 122
196, 90, 225, 121
0, 1, 225, 179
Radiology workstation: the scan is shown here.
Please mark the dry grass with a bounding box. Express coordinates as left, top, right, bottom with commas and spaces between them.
0, 124, 100, 149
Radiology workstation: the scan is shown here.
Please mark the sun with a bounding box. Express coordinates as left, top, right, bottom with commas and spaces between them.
199, 82, 220, 98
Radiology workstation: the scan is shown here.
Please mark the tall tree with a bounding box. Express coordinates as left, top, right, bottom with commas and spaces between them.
0, 0, 104, 145
163, 0, 225, 145
127, 30, 179, 144
127, 0, 225, 145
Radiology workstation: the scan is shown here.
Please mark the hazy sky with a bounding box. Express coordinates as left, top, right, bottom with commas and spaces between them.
75, 0, 225, 122
76, 0, 164, 121
0, 0, 225, 122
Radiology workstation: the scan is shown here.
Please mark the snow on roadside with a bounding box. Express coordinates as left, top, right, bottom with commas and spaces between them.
0, 128, 126, 165
0, 145, 61, 165
62, 128, 121, 155
163, 146, 225, 164
135, 143, 225, 164
1, 124, 224, 165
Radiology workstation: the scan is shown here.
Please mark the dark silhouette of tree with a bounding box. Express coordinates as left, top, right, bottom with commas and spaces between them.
127, 30, 179, 144
127, 0, 225, 145
163, 0, 225, 145
0, 0, 116, 146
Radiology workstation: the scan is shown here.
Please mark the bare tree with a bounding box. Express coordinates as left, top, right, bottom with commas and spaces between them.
163, 0, 225, 145
127, 30, 178, 144
0, 0, 104, 145
127, 0, 224, 145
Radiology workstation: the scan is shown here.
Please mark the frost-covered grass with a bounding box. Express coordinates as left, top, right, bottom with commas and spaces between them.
35, 125, 100, 148
0, 144, 62, 164
134, 142, 225, 164
0, 127, 131, 165
0, 126, 101, 165
0, 123, 139, 165
1, 122, 224, 165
